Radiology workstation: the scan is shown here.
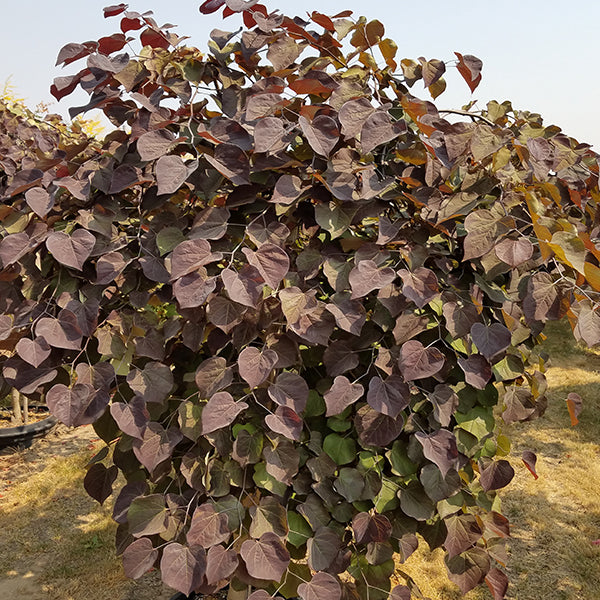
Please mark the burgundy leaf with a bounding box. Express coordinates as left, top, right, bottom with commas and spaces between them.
84, 463, 118, 505
298, 572, 341, 600
222, 266, 264, 307
187, 503, 231, 548
522, 272, 567, 323
137, 129, 183, 161
55, 42, 92, 66
109, 164, 150, 193
398, 267, 439, 308
98, 32, 128, 54
307, 527, 341, 571
110, 397, 149, 439
127, 362, 174, 404
479, 460, 515, 491
238, 346, 278, 388
573, 302, 600, 347
96, 251, 129, 284
254, 116, 286, 153
246, 93, 284, 120
243, 243, 289, 289
208, 117, 250, 150
160, 542, 206, 596
46, 229, 96, 270
195, 357, 233, 398
205, 545, 239, 585
522, 450, 538, 480
485, 568, 509, 600
324, 376, 364, 416
354, 405, 404, 447
366, 375, 410, 419
0, 232, 34, 266
457, 355, 492, 390
389, 585, 411, 600
122, 538, 158, 580
360, 110, 406, 154
415, 429, 459, 477
264, 439, 299, 484
156, 155, 189, 195
47, 383, 109, 427
267, 372, 309, 413
173, 270, 217, 308
205, 143, 250, 185
132, 422, 183, 472
265, 406, 303, 441
299, 115, 339, 157
207, 296, 246, 333
25, 187, 54, 217
445, 547, 490, 594
352, 512, 392, 544
429, 384, 459, 427
399, 341, 445, 380
324, 340, 359, 377
349, 260, 396, 299
5, 168, 43, 197
191, 206, 230, 240
240, 532, 290, 581
15, 337, 51, 368
75, 362, 115, 392
170, 239, 222, 280
502, 387, 536, 424
494, 237, 533, 267
271, 174, 303, 205
392, 312, 430, 345
443, 301, 479, 339
200, 0, 226, 14
202, 392, 249, 434
339, 97, 375, 139
455, 52, 483, 93
444, 514, 483, 557
110, 494, 147, 542
470, 323, 511, 361
325, 292, 366, 336
103, 4, 128, 18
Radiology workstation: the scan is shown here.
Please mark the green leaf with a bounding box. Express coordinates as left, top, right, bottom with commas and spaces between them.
156, 227, 186, 256
287, 512, 313, 547
253, 462, 288, 496
386, 441, 418, 476
454, 407, 495, 442
374, 479, 400, 513
323, 433, 356, 465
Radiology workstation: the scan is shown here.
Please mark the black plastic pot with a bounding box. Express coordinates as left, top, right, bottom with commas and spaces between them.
0, 409, 57, 449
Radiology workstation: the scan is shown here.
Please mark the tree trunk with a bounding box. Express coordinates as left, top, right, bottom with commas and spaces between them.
11, 388, 23, 426
21, 394, 28, 424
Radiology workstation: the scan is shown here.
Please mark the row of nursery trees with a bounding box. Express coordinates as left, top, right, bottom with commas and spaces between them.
0, 1, 598, 598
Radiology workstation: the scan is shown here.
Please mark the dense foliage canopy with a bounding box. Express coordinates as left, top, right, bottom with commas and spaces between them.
1, 2, 598, 598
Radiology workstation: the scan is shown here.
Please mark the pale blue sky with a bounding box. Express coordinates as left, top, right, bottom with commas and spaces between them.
2, 1, 599, 148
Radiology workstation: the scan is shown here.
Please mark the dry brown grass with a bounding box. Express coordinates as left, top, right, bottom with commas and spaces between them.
0, 320, 599, 599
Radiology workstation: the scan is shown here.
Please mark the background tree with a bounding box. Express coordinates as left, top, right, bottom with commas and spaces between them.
0, 2, 597, 598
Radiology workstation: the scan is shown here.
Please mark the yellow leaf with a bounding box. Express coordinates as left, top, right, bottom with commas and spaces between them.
584, 261, 600, 291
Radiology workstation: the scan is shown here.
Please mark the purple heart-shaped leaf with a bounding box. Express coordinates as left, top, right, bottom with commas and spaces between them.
46, 228, 96, 270
15, 336, 51, 368
238, 346, 278, 388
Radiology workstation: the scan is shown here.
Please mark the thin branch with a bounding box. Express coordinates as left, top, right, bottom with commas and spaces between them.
438, 108, 495, 127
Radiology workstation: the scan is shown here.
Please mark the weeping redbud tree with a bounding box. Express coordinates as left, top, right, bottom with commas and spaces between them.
0, 1, 598, 598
